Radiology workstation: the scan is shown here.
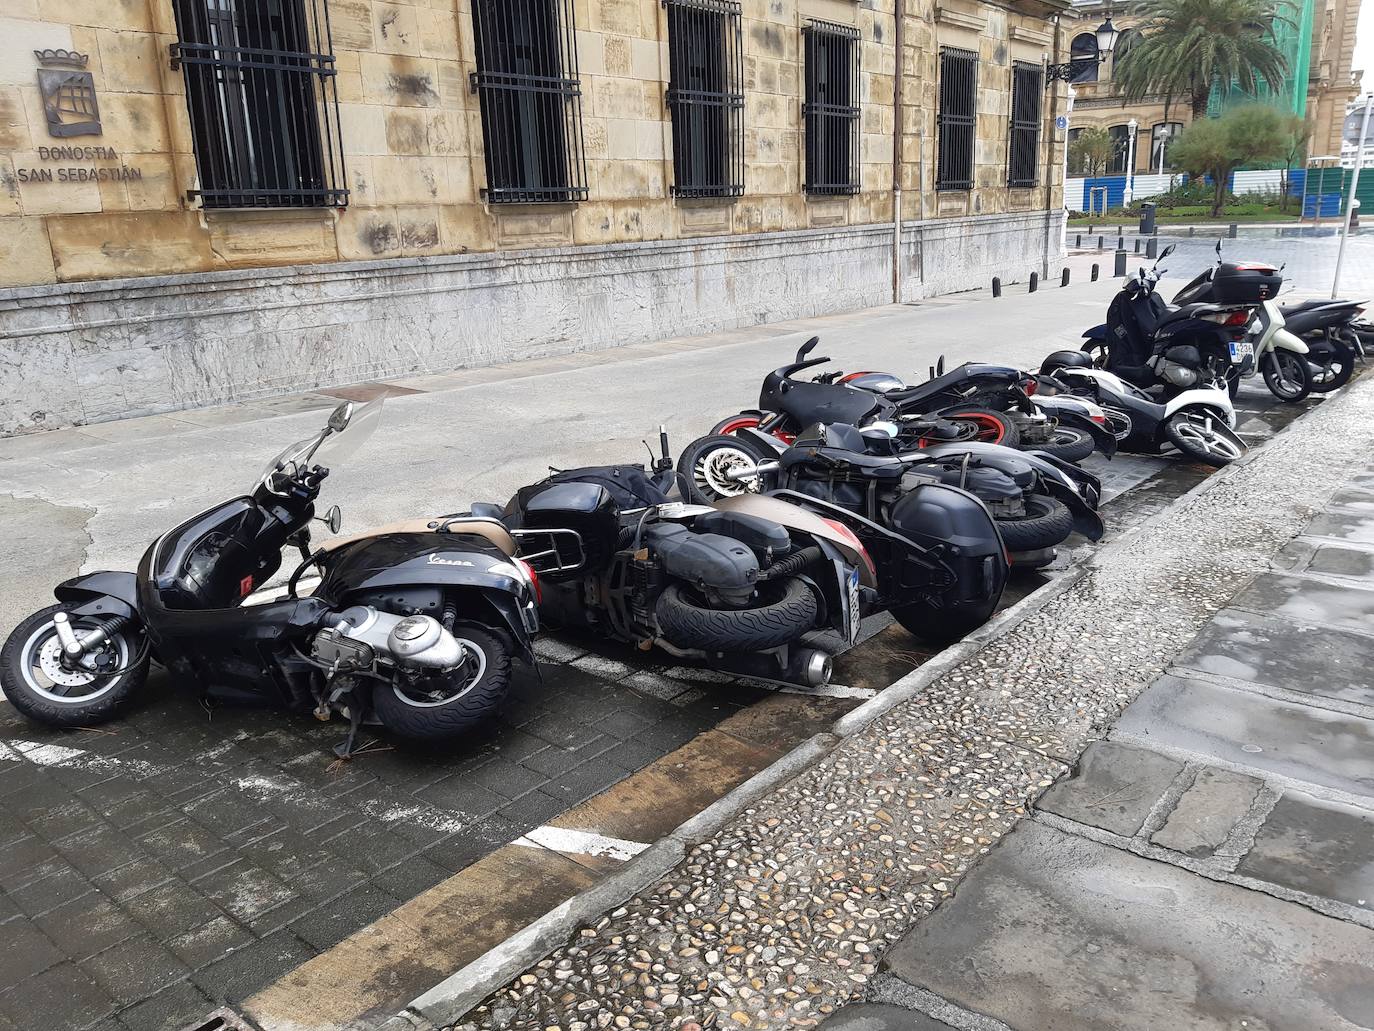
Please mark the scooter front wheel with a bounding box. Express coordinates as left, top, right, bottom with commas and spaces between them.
372, 624, 510, 743
1261, 350, 1312, 403
0, 604, 148, 727
677, 434, 774, 504
1163, 410, 1245, 467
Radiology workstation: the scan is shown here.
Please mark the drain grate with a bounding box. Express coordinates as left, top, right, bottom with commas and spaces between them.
182, 1008, 255, 1031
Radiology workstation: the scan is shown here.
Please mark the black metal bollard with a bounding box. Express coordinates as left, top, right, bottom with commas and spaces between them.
1134, 238, 1141, 253
992, 276, 1001, 298
1061, 267, 1070, 287
1189, 226, 1195, 237
1097, 235, 1104, 249
1029, 272, 1038, 293
1113, 249, 1127, 277
1091, 264, 1100, 282
1145, 237, 1158, 258
1117, 235, 1125, 250
1228, 223, 1238, 238
1075, 233, 1082, 247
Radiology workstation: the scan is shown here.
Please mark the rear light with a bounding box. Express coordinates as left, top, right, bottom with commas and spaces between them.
1223, 310, 1250, 327
839, 371, 878, 384
1090, 413, 1108, 426
1233, 262, 1277, 272
517, 559, 541, 603
821, 517, 877, 580
1021, 375, 1038, 396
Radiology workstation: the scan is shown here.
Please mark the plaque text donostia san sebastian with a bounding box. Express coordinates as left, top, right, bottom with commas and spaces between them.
18, 145, 144, 184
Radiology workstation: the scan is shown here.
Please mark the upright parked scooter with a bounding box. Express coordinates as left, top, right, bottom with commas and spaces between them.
0, 400, 538, 754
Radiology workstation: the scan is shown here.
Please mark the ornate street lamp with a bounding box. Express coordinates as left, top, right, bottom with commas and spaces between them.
1046, 17, 1119, 83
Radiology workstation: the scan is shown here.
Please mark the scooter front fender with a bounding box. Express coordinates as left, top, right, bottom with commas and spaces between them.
1162, 388, 1236, 427
1271, 328, 1309, 354
55, 571, 141, 621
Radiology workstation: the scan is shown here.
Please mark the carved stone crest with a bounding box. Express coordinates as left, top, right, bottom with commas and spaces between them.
34, 49, 101, 138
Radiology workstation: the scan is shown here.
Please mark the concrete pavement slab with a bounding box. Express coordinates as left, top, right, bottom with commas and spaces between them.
1172, 608, 1374, 706
882, 821, 1374, 1031
1237, 791, 1374, 910
1035, 741, 1183, 837
1307, 544, 1374, 581
1148, 767, 1263, 857
816, 1003, 955, 1030
1113, 674, 1374, 800
1227, 572, 1374, 637
1306, 509, 1374, 545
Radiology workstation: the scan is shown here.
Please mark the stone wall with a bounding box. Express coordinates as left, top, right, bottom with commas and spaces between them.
0, 208, 1062, 434
0, 0, 1070, 288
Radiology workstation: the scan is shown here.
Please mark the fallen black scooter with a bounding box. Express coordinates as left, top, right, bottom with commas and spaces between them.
0, 400, 538, 754
712, 338, 1107, 461
678, 423, 1104, 570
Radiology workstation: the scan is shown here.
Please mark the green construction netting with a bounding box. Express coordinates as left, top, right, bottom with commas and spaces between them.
1208, 0, 1313, 118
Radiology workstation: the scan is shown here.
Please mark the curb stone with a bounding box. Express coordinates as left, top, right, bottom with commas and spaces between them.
392, 378, 1359, 1029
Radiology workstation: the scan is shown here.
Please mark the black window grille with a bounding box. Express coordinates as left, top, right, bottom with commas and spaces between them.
170, 0, 347, 209
471, 0, 588, 204
803, 20, 861, 196
1007, 62, 1042, 187
665, 0, 744, 199
936, 47, 977, 191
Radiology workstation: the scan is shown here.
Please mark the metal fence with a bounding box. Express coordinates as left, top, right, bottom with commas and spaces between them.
170, 0, 348, 209
802, 19, 861, 196
664, 0, 745, 199
471, 0, 589, 204
936, 47, 977, 191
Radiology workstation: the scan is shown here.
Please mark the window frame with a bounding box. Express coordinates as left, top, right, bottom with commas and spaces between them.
1107, 123, 1131, 174
802, 19, 861, 197
1069, 32, 1099, 84
664, 0, 745, 200
170, 0, 348, 210
470, 0, 589, 205
1007, 61, 1042, 188
935, 46, 977, 192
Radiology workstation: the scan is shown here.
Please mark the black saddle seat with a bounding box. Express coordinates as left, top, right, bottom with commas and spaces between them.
885, 364, 979, 406
777, 381, 883, 427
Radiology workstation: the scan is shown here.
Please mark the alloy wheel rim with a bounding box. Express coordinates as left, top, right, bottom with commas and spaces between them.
1174, 418, 1242, 461
695, 446, 760, 498
393, 637, 487, 708
20, 619, 128, 704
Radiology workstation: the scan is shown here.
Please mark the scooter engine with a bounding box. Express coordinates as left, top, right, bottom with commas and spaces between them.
313, 606, 465, 672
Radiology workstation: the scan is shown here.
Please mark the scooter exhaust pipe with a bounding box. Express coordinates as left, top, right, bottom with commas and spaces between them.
789, 647, 833, 688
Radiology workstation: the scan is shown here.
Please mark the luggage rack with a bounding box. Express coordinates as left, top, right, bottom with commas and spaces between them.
511, 527, 586, 575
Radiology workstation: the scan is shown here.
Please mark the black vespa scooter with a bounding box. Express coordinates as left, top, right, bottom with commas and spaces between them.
0, 399, 538, 754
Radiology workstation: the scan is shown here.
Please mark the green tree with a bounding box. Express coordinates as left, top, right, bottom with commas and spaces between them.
1113, 0, 1293, 120
1068, 127, 1116, 176
1276, 113, 1309, 213
1169, 104, 1288, 216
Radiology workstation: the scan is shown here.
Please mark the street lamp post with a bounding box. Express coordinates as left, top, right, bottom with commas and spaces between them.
1124, 118, 1138, 205
1333, 93, 1373, 299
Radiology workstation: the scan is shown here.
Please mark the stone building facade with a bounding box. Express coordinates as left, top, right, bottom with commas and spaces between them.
1066, 0, 1362, 175
0, 0, 1074, 435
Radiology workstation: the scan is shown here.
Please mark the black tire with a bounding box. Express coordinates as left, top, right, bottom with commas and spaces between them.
1261, 349, 1312, 403
939, 406, 1020, 448
371, 625, 510, 742
710, 411, 768, 436
1163, 410, 1244, 467
1226, 367, 1241, 400
1306, 340, 1356, 393
0, 604, 148, 728
891, 595, 1000, 646
995, 495, 1075, 552
655, 578, 817, 652
676, 433, 774, 504
1030, 426, 1094, 463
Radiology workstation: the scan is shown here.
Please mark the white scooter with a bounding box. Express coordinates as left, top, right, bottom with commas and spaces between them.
1038, 352, 1246, 467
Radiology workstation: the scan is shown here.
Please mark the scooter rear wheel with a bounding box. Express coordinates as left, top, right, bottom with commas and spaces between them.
372, 625, 511, 742
892, 595, 1000, 646
0, 604, 148, 728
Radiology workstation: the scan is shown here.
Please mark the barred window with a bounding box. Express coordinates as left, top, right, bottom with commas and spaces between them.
170, 0, 347, 209
803, 20, 861, 196
1007, 62, 1042, 188
665, 0, 744, 199
936, 47, 977, 191
471, 0, 588, 204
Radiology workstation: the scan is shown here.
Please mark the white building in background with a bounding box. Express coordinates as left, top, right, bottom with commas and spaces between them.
1341, 95, 1374, 168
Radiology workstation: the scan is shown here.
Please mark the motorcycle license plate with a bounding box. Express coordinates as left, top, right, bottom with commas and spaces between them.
846, 568, 862, 644
1228, 340, 1254, 363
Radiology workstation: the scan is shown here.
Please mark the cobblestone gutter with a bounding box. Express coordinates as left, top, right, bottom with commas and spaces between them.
435, 377, 1374, 1031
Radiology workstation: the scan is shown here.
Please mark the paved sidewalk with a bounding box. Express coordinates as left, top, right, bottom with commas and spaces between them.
431, 373, 1374, 1030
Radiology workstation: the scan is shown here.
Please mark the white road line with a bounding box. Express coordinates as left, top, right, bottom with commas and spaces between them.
513, 826, 650, 863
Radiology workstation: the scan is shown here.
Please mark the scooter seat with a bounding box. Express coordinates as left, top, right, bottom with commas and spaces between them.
319, 518, 518, 557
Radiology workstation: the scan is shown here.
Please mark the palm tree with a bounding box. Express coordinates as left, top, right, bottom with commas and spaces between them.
1113, 0, 1293, 120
